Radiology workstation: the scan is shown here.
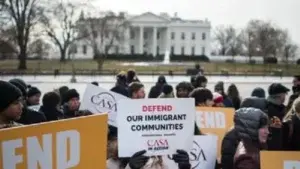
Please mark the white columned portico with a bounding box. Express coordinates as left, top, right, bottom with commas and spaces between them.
139, 26, 144, 54
165, 27, 170, 52
152, 27, 157, 56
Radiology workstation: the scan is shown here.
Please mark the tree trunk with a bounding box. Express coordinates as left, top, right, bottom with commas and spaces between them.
60, 49, 66, 62
18, 46, 27, 70
97, 54, 106, 71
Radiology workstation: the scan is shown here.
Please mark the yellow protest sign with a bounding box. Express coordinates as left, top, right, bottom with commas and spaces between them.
260, 151, 300, 169
196, 107, 234, 157
0, 114, 108, 169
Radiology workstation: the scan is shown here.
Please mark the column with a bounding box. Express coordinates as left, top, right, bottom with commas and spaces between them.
139, 26, 144, 54
152, 27, 157, 57
165, 27, 170, 52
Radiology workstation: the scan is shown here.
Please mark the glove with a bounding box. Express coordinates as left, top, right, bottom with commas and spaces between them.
129, 150, 149, 169
173, 150, 191, 169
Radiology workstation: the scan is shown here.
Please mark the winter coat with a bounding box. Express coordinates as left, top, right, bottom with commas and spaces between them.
148, 84, 164, 98
221, 128, 240, 169
111, 85, 129, 97
39, 105, 64, 122
17, 107, 46, 124
158, 93, 174, 98
282, 114, 300, 151
223, 97, 234, 108
233, 108, 268, 169
266, 98, 286, 121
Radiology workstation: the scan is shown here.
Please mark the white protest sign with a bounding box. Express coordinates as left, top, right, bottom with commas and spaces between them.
28, 105, 41, 112
117, 98, 195, 157
165, 135, 217, 169
80, 84, 128, 126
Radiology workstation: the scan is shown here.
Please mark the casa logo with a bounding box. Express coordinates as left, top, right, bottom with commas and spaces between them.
147, 139, 169, 151
189, 141, 207, 169
91, 92, 117, 113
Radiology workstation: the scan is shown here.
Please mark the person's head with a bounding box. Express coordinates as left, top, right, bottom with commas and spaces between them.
116, 71, 127, 86
189, 88, 214, 107
0, 81, 23, 122
293, 75, 300, 86
190, 76, 197, 88
195, 75, 207, 88
91, 81, 99, 86
176, 81, 194, 98
160, 84, 174, 98
214, 81, 224, 95
27, 86, 41, 106
234, 108, 269, 145
213, 92, 224, 107
9, 79, 27, 99
251, 87, 266, 99
157, 75, 166, 85
42, 92, 61, 109
227, 84, 239, 98
127, 69, 137, 81
58, 86, 69, 98
62, 89, 80, 111
241, 97, 267, 112
268, 83, 290, 104
129, 82, 145, 99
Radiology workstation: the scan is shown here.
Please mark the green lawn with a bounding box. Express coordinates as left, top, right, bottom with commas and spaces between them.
0, 59, 299, 75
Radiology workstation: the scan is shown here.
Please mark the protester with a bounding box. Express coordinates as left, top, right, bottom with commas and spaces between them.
158, 84, 174, 98
0, 81, 23, 129
282, 97, 300, 150
214, 81, 233, 107
193, 75, 208, 88
148, 75, 167, 98
233, 108, 269, 169
213, 92, 224, 107
111, 72, 129, 97
129, 82, 145, 99
58, 86, 69, 105
175, 82, 194, 98
27, 86, 41, 106
287, 75, 300, 111
189, 87, 214, 107
39, 92, 64, 121
62, 89, 81, 119
227, 84, 241, 110
127, 69, 140, 84
251, 87, 266, 98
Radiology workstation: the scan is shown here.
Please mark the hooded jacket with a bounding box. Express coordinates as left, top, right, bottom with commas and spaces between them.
233, 108, 268, 169
148, 76, 167, 98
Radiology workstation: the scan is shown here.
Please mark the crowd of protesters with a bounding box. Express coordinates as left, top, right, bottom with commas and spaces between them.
0, 70, 300, 169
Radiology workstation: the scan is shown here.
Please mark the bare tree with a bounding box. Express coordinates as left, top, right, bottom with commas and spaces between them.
80, 11, 129, 70
0, 0, 44, 69
42, 1, 83, 62
28, 38, 51, 59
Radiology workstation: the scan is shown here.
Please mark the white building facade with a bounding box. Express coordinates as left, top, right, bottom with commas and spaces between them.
73, 12, 211, 59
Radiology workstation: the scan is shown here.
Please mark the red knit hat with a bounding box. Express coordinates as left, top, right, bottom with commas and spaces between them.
213, 92, 223, 104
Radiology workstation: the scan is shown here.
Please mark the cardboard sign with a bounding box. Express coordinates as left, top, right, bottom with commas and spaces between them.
117, 98, 195, 157
80, 84, 128, 126
195, 107, 234, 157
166, 135, 217, 169
0, 114, 108, 169
260, 151, 300, 169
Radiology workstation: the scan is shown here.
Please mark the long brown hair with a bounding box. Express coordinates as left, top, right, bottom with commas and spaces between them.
283, 97, 300, 122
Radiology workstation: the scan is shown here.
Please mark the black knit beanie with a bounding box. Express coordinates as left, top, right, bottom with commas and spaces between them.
58, 86, 69, 97
9, 79, 27, 97
0, 81, 22, 112
62, 89, 80, 104
27, 86, 41, 98
43, 92, 61, 108
162, 84, 173, 95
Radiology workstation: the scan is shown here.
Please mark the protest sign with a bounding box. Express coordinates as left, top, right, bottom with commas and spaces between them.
166, 135, 217, 169
80, 83, 128, 126
260, 151, 300, 169
28, 105, 41, 112
117, 98, 195, 157
0, 114, 108, 169
195, 107, 234, 157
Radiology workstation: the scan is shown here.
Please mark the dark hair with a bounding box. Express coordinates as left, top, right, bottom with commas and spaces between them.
194, 75, 207, 88
189, 88, 213, 106
227, 84, 240, 98
176, 81, 194, 92
128, 82, 144, 97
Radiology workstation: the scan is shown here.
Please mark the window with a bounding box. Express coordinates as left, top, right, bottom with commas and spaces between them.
171, 46, 175, 55
157, 32, 160, 39
144, 32, 148, 39
191, 46, 195, 56
181, 32, 185, 40
115, 46, 119, 54
130, 30, 135, 39
131, 45, 135, 54
181, 46, 185, 55
202, 33, 206, 40
171, 32, 175, 40
156, 46, 160, 55
202, 47, 206, 55
192, 33, 196, 40
82, 45, 87, 54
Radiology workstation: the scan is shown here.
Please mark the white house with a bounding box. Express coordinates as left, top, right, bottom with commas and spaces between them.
72, 12, 211, 59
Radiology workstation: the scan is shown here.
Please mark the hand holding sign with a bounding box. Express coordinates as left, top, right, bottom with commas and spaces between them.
129, 150, 149, 169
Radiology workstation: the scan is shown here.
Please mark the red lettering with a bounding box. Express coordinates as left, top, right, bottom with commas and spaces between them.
142, 105, 173, 112
147, 139, 169, 147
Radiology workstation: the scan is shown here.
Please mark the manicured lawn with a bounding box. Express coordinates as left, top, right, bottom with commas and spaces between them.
0, 59, 299, 75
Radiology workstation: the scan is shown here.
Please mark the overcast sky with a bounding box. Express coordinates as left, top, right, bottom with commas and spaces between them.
91, 0, 300, 44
